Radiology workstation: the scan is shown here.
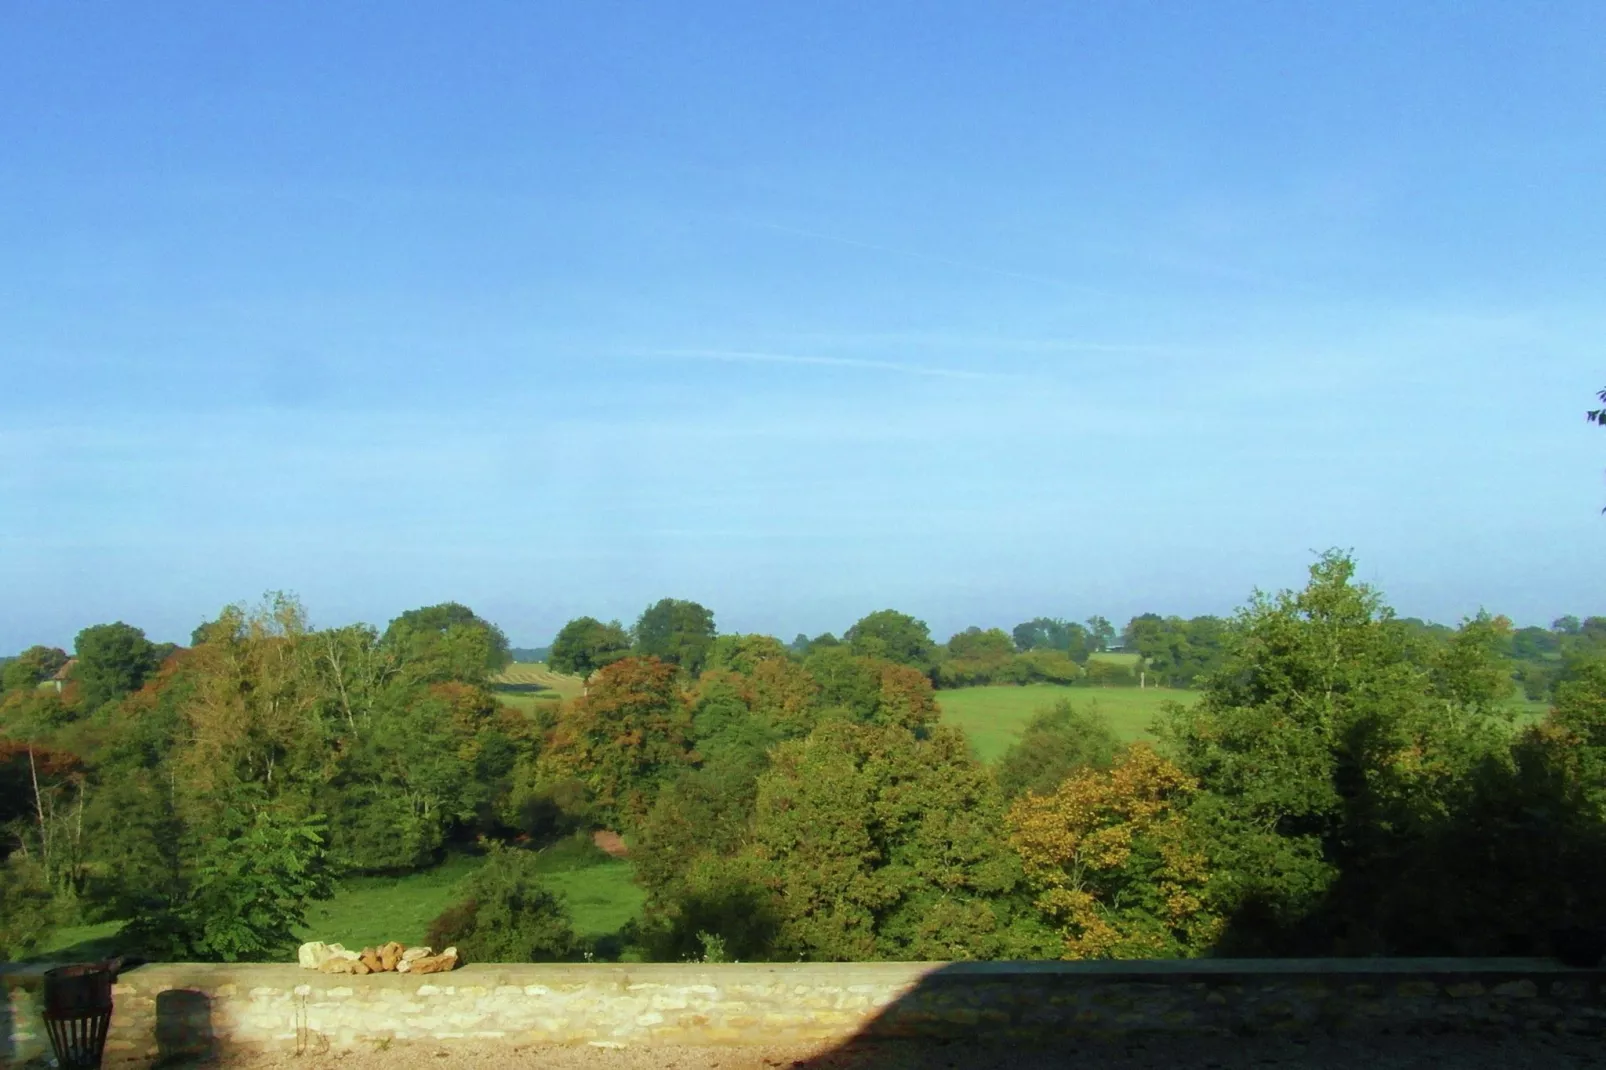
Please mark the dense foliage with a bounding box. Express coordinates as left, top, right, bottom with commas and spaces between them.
995, 701, 1121, 801
425, 843, 580, 963
1010, 745, 1220, 958
5, 561, 1606, 966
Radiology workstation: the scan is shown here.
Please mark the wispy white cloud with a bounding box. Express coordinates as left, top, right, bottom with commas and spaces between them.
618, 346, 1008, 380
777, 330, 1210, 358
739, 219, 1113, 297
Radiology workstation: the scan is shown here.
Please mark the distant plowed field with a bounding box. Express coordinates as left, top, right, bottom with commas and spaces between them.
493, 662, 585, 699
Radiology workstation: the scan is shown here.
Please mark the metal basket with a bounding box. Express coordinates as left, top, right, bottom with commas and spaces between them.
42, 964, 115, 1070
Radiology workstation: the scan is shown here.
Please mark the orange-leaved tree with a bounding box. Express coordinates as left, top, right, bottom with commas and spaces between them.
539, 655, 694, 827
1008, 743, 1221, 959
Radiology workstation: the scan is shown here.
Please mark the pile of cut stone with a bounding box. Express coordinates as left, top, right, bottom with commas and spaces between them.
297, 940, 459, 975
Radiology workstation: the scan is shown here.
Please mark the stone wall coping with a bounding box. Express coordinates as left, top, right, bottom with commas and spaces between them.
4, 957, 1602, 992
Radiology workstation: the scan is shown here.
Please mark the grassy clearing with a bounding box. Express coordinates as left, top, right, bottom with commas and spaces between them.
492, 662, 584, 699
938, 683, 1554, 764
937, 685, 1195, 762
297, 852, 487, 949
296, 837, 643, 950
38, 838, 646, 963
35, 920, 124, 961
492, 662, 583, 718
495, 690, 564, 717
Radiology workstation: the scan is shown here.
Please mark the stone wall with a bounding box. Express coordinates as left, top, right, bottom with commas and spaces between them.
4, 958, 1604, 1064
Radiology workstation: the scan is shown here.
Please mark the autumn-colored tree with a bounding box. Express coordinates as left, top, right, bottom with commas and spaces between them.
539, 656, 694, 825
0, 738, 87, 900
741, 655, 821, 737
871, 660, 939, 730
742, 720, 1052, 961
1009, 744, 1220, 959
803, 645, 938, 731
704, 633, 790, 674
174, 598, 337, 811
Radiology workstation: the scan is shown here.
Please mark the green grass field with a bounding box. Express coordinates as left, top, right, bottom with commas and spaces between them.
937, 684, 1195, 762
491, 661, 584, 716
38, 838, 646, 962
938, 683, 1554, 765
493, 662, 585, 698
295, 838, 643, 950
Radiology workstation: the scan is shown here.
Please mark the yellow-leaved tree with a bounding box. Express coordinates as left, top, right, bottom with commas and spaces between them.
1007, 743, 1221, 959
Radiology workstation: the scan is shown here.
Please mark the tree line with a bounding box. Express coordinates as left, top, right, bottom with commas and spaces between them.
4, 557, 1606, 965
549, 601, 1178, 690
545, 598, 1597, 698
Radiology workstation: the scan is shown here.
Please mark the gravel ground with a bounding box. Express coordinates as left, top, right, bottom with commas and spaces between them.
129, 1033, 1606, 1070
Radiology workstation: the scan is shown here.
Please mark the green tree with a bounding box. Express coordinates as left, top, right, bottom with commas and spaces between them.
996, 701, 1121, 800
1157, 552, 1515, 955
1085, 616, 1117, 653
946, 627, 1015, 662
104, 597, 339, 960
743, 719, 1053, 961
630, 761, 776, 961
936, 627, 1018, 686
426, 844, 580, 962
1122, 615, 1230, 687
382, 602, 512, 680
124, 805, 335, 962
704, 634, 791, 675
548, 617, 632, 677
0, 855, 61, 959
1012, 618, 1093, 663
1, 646, 69, 694
633, 598, 718, 675
1004, 648, 1083, 685
73, 622, 160, 712
844, 609, 935, 668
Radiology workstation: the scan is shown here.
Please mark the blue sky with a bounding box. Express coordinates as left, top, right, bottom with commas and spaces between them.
2, 2, 1604, 651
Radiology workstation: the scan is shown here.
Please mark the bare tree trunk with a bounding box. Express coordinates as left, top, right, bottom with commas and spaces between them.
325, 635, 359, 738
28, 745, 49, 876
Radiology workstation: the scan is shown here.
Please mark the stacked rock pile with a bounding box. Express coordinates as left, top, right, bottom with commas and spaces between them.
297, 941, 459, 975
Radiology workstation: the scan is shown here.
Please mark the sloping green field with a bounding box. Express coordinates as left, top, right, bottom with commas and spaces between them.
938, 683, 1552, 764
39, 840, 645, 963
937, 684, 1195, 762
295, 841, 642, 950
493, 661, 585, 698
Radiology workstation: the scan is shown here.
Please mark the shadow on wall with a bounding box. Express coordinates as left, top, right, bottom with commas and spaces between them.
773, 960, 1606, 1070
155, 988, 216, 1064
